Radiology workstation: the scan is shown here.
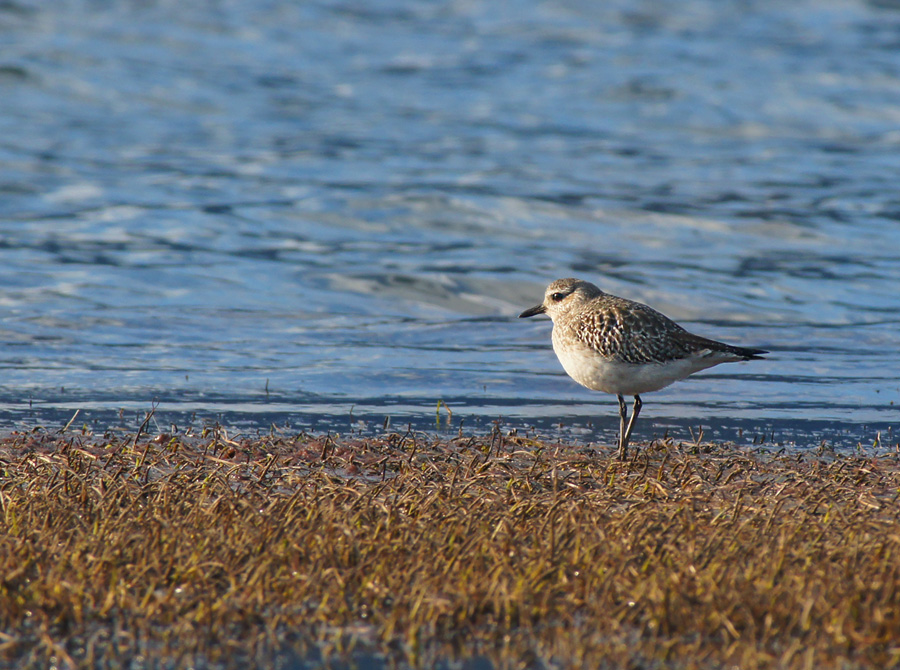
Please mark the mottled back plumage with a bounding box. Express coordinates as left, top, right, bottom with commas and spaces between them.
546, 279, 765, 365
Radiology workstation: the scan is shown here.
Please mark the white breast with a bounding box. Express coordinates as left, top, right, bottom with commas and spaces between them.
551, 335, 730, 396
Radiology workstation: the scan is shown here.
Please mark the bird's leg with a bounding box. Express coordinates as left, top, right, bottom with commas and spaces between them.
616, 394, 628, 460
621, 394, 643, 458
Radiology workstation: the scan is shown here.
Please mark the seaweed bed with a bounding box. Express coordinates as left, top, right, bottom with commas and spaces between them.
2, 426, 900, 669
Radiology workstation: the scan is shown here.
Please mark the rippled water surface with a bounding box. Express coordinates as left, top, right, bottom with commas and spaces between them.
2, 0, 899, 448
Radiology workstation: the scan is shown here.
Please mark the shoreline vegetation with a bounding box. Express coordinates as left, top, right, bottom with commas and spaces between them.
2, 426, 900, 669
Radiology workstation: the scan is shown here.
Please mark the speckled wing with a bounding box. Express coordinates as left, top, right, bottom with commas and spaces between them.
568, 297, 688, 364
563, 294, 768, 364
559, 298, 674, 361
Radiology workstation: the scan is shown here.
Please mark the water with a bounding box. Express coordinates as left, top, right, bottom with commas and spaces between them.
1, 0, 899, 449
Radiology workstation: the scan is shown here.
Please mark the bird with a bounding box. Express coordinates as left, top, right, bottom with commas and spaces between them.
519, 278, 767, 459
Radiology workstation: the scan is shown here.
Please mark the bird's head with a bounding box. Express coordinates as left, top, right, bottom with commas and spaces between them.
519, 278, 604, 322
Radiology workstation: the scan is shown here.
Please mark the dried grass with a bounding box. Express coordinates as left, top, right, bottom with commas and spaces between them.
2, 427, 899, 669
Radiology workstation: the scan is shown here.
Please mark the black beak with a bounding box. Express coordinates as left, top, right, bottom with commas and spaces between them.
519, 304, 546, 318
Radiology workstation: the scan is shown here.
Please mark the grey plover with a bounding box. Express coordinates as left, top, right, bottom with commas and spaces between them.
519, 278, 767, 459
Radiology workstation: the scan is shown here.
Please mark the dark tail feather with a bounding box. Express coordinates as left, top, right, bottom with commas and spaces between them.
677, 331, 767, 360
723, 344, 768, 361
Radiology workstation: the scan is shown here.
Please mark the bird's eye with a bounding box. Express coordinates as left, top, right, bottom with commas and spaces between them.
550, 292, 565, 302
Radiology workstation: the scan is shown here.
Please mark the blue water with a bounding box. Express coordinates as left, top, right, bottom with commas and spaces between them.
1, 0, 899, 449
